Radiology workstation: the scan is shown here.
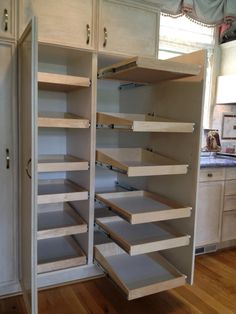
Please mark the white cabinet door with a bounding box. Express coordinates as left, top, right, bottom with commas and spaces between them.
98, 0, 159, 57
0, 0, 16, 39
19, 18, 38, 314
0, 42, 18, 293
20, 0, 95, 49
195, 181, 224, 247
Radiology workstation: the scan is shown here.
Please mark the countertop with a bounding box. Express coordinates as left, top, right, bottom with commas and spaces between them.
200, 153, 236, 168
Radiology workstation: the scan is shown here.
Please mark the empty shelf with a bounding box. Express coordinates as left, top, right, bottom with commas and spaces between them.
38, 112, 90, 128
95, 242, 186, 300
38, 154, 89, 172
38, 179, 88, 204
38, 72, 90, 91
98, 56, 201, 84
96, 148, 188, 177
97, 112, 194, 133
37, 203, 88, 240
96, 191, 191, 224
38, 236, 86, 273
96, 216, 190, 255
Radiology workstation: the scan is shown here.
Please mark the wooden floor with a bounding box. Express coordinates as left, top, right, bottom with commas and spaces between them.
1, 249, 236, 314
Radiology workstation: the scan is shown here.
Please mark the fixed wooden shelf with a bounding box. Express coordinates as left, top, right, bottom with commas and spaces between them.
38, 112, 90, 128
37, 203, 88, 240
38, 236, 86, 273
95, 242, 186, 300
96, 148, 188, 177
96, 216, 190, 255
97, 56, 201, 84
38, 72, 90, 92
96, 191, 191, 224
97, 112, 194, 133
38, 179, 88, 205
38, 154, 89, 172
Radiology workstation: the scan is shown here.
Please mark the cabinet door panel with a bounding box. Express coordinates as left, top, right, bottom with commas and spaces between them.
19, 18, 38, 314
222, 211, 236, 241
0, 0, 15, 39
195, 181, 224, 247
21, 0, 94, 49
99, 0, 158, 57
0, 43, 17, 287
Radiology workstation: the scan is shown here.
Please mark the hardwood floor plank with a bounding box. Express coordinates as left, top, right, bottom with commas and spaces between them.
0, 249, 236, 314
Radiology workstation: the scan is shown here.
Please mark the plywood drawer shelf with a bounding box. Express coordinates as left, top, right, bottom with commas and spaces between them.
96, 190, 191, 224
96, 148, 188, 177
38, 236, 86, 273
96, 216, 190, 255
38, 112, 90, 128
38, 179, 88, 204
38, 72, 90, 92
37, 203, 88, 240
38, 154, 89, 172
97, 56, 201, 84
94, 242, 186, 300
97, 112, 194, 133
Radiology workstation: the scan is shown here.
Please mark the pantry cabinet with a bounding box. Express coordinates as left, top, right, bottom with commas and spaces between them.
19, 0, 96, 49
98, 0, 160, 57
0, 0, 16, 40
0, 40, 18, 295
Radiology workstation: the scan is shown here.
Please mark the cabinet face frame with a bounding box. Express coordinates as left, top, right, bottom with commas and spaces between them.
18, 17, 38, 314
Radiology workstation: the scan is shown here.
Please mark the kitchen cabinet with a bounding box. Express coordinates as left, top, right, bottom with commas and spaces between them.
98, 0, 160, 57
196, 176, 224, 247
19, 0, 96, 49
0, 0, 16, 40
0, 41, 19, 295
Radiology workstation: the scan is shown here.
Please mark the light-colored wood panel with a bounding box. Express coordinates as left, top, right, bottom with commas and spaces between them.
225, 180, 236, 196
98, 56, 201, 83
224, 195, 236, 212
225, 168, 236, 180
37, 236, 86, 273
38, 72, 90, 91
96, 190, 191, 224
96, 216, 190, 255
38, 112, 90, 128
221, 211, 236, 242
96, 148, 188, 177
37, 179, 88, 204
97, 112, 194, 133
95, 242, 186, 300
37, 203, 88, 240
199, 168, 225, 182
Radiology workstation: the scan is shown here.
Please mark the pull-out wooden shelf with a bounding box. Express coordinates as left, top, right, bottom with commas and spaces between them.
38, 112, 90, 128
38, 179, 88, 204
38, 154, 89, 172
96, 191, 191, 224
38, 72, 90, 92
96, 216, 190, 255
94, 242, 186, 300
38, 236, 86, 273
96, 148, 188, 177
98, 56, 201, 84
97, 112, 194, 133
37, 203, 88, 240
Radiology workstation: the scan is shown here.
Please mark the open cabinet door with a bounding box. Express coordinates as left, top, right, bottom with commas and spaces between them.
18, 17, 38, 314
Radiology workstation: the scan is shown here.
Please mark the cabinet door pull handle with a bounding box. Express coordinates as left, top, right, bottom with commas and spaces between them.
207, 173, 213, 177
26, 158, 32, 179
6, 149, 10, 169
103, 27, 108, 47
4, 9, 8, 32
86, 24, 90, 45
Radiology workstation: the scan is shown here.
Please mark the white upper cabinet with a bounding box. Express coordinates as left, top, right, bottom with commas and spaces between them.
0, 0, 16, 40
98, 0, 160, 57
19, 0, 96, 49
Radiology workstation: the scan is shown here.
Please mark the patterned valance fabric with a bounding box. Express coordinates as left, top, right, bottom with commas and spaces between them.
155, 0, 236, 25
